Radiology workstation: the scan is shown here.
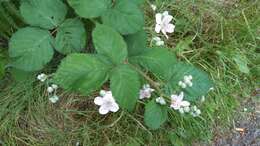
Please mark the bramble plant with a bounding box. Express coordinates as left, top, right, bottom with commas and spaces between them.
8, 0, 213, 129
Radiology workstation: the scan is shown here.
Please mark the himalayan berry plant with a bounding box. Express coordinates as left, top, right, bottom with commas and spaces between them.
8, 0, 213, 130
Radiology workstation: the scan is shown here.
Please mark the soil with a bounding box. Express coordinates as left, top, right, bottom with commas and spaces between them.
214, 89, 260, 146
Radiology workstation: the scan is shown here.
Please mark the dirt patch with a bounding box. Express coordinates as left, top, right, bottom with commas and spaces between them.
214, 90, 260, 146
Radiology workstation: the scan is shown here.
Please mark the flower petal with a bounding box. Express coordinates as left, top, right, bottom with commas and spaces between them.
179, 92, 184, 100
180, 101, 190, 107
171, 94, 178, 100
110, 103, 119, 112
155, 13, 162, 24
94, 97, 103, 106
171, 104, 180, 110
165, 24, 175, 33
155, 24, 161, 33
163, 15, 173, 24
99, 106, 109, 115
162, 11, 169, 16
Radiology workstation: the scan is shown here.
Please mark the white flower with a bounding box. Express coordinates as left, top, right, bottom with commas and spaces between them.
209, 87, 214, 91
155, 11, 175, 39
178, 75, 193, 88
201, 96, 205, 102
51, 84, 58, 90
150, 4, 157, 11
152, 37, 164, 46
155, 97, 166, 105
179, 107, 185, 114
170, 92, 190, 110
183, 106, 190, 112
94, 90, 119, 115
139, 84, 155, 99
47, 86, 54, 93
178, 81, 187, 89
49, 95, 59, 103
37, 73, 47, 82
183, 75, 193, 87
191, 106, 201, 117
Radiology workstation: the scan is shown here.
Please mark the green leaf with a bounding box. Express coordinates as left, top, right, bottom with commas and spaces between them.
144, 100, 168, 130
20, 0, 67, 29
9, 27, 54, 71
10, 68, 35, 82
92, 24, 127, 64
54, 18, 87, 54
233, 54, 250, 74
102, 0, 144, 34
165, 62, 214, 101
67, 0, 111, 18
130, 48, 177, 79
110, 64, 140, 111
54, 54, 110, 95
125, 30, 147, 57
132, 0, 145, 5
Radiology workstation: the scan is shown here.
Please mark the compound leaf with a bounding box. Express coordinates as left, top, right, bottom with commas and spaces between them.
9, 27, 54, 71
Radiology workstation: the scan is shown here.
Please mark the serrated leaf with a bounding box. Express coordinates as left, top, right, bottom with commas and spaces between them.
125, 30, 147, 57
9, 27, 54, 71
130, 48, 177, 79
165, 62, 214, 101
144, 100, 168, 130
20, 0, 67, 29
102, 0, 144, 34
92, 24, 127, 64
110, 64, 140, 111
54, 54, 110, 95
54, 18, 86, 54
67, 0, 111, 18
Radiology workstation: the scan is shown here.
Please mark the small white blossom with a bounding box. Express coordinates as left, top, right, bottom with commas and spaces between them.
49, 95, 59, 103
37, 73, 47, 82
94, 90, 119, 115
178, 75, 193, 88
139, 84, 155, 99
201, 96, 205, 102
183, 106, 190, 112
178, 81, 187, 88
191, 106, 201, 117
155, 11, 175, 39
152, 37, 164, 46
150, 4, 157, 11
99, 90, 107, 97
170, 92, 190, 110
179, 107, 185, 114
155, 97, 166, 105
51, 84, 58, 90
209, 87, 214, 91
47, 86, 54, 93
183, 75, 193, 87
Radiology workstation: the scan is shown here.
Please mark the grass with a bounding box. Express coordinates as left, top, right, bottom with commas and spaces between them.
0, 0, 259, 145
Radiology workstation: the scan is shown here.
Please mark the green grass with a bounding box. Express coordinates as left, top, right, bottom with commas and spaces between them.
0, 0, 259, 145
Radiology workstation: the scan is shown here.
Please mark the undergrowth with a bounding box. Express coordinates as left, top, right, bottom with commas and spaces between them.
0, 0, 259, 145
